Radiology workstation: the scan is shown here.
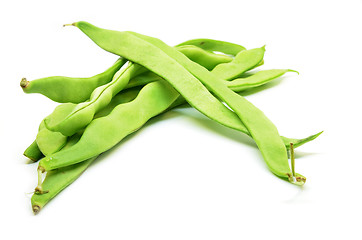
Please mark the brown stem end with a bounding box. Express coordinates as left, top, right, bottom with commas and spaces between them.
20, 78, 29, 88
32, 205, 41, 214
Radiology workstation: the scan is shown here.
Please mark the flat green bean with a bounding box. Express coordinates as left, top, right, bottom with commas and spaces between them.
176, 38, 246, 56
226, 69, 298, 92
177, 45, 232, 70
44, 62, 146, 136
20, 58, 126, 103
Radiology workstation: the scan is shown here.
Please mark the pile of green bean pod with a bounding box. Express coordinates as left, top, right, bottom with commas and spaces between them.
21, 22, 322, 214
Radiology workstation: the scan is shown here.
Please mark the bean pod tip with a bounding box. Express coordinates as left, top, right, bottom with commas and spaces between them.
32, 205, 41, 214
287, 69, 299, 75
287, 173, 306, 186
20, 78, 28, 88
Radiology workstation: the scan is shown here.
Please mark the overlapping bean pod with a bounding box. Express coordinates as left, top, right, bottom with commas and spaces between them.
42, 21, 304, 184
24, 45, 239, 161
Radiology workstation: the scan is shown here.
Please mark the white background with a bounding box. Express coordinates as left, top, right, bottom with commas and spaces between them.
1, 0, 361, 239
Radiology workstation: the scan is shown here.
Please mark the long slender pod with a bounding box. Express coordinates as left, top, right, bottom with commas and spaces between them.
65, 22, 305, 184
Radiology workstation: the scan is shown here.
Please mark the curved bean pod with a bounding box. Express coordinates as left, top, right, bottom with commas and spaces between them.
68, 22, 304, 185
177, 39, 265, 69
44, 62, 146, 136
226, 69, 298, 92
39, 80, 180, 170
20, 58, 126, 103
176, 45, 232, 70
211, 46, 265, 80
176, 38, 246, 56
126, 45, 234, 89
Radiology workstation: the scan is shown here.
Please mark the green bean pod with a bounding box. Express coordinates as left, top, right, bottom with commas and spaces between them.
212, 46, 265, 80
20, 58, 126, 103
44, 62, 146, 136
125, 45, 234, 89
176, 45, 232, 70
66, 22, 305, 185
39, 80, 180, 170
177, 39, 265, 69
176, 38, 246, 56
226, 69, 298, 92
